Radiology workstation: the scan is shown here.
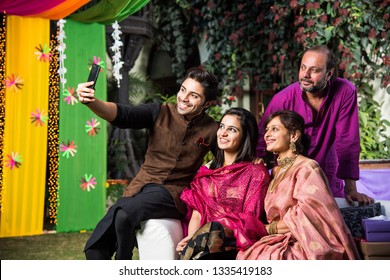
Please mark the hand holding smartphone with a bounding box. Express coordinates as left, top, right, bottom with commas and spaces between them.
87, 64, 101, 89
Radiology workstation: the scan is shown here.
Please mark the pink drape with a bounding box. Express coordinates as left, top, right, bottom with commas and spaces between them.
181, 162, 270, 250
0, 0, 65, 16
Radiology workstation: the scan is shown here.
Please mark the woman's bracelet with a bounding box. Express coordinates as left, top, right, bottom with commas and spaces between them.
268, 220, 278, 235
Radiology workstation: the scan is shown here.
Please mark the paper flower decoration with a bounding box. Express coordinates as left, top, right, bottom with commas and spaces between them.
89, 56, 104, 71
5, 152, 23, 170
63, 87, 78, 105
110, 21, 124, 87
35, 44, 52, 62
60, 140, 77, 158
85, 118, 101, 136
80, 174, 97, 192
5, 74, 24, 92
30, 109, 48, 126
56, 19, 67, 90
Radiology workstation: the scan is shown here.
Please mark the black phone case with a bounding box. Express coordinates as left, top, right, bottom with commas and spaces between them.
87, 64, 101, 89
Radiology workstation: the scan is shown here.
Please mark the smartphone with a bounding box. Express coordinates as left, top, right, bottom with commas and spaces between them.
87, 64, 101, 89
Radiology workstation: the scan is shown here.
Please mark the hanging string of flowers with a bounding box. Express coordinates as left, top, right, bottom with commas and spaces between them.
110, 20, 124, 88
56, 19, 67, 91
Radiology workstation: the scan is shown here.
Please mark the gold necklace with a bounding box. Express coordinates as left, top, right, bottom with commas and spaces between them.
268, 154, 298, 193
277, 154, 298, 167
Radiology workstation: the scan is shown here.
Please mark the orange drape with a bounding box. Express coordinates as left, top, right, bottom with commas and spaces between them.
30, 0, 91, 20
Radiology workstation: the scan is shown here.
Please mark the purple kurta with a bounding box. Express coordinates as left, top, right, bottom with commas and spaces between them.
256, 78, 360, 197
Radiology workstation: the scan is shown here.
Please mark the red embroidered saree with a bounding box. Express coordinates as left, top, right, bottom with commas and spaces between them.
180, 161, 270, 251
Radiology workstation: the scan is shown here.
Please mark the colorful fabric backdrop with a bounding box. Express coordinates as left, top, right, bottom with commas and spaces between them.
1, 15, 50, 237
57, 19, 107, 233
0, 0, 90, 19
69, 0, 149, 24
0, 0, 150, 237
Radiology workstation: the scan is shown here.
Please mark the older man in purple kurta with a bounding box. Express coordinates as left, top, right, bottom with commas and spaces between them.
256, 45, 373, 205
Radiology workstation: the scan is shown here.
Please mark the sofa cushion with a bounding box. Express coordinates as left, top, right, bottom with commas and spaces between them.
136, 219, 183, 260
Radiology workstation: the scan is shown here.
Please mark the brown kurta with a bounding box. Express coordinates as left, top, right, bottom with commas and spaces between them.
84, 103, 218, 256
120, 103, 218, 214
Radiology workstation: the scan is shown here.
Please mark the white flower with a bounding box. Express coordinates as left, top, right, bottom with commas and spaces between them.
111, 21, 123, 88
56, 19, 67, 91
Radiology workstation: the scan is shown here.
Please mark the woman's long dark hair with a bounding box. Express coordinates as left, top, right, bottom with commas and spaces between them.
210, 107, 258, 169
264, 110, 310, 155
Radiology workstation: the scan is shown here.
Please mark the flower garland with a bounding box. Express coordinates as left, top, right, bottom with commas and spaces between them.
110, 21, 124, 87
56, 19, 67, 91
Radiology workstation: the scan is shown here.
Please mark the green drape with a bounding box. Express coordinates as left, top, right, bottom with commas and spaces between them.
69, 0, 150, 25
57, 19, 107, 232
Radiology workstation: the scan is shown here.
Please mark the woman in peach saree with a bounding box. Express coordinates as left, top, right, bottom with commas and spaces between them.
237, 110, 360, 260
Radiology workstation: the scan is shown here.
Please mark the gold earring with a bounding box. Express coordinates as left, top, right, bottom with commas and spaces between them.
290, 142, 296, 152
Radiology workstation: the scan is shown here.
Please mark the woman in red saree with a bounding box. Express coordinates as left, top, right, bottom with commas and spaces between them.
177, 107, 270, 260
237, 110, 360, 260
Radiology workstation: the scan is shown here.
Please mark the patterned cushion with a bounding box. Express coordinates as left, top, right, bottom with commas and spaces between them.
339, 202, 381, 238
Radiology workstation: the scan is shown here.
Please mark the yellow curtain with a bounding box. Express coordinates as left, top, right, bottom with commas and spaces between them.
1, 16, 49, 237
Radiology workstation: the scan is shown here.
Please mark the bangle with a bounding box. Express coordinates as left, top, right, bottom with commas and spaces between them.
81, 101, 92, 105
268, 220, 278, 235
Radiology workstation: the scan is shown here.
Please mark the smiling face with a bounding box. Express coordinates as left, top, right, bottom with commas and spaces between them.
217, 114, 243, 157
298, 50, 333, 94
264, 116, 293, 158
176, 78, 210, 119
